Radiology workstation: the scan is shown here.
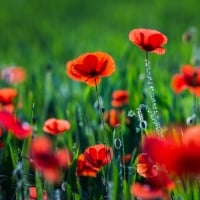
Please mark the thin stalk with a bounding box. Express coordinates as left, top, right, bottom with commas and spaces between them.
145, 52, 161, 133
94, 78, 111, 200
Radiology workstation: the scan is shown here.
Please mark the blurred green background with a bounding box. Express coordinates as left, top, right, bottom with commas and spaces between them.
0, 0, 199, 66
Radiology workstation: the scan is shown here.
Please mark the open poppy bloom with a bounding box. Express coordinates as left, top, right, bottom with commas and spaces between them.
0, 66, 26, 84
29, 186, 47, 200
111, 90, 129, 107
0, 110, 32, 139
30, 136, 72, 184
129, 28, 168, 55
43, 118, 70, 135
171, 64, 200, 96
143, 125, 200, 176
66, 51, 116, 86
76, 144, 113, 177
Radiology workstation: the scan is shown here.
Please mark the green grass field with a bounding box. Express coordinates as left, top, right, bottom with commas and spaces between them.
0, 0, 200, 199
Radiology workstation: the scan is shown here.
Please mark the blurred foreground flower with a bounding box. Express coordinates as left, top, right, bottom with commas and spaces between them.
111, 90, 129, 108
131, 153, 173, 200
0, 110, 32, 139
0, 66, 26, 84
143, 125, 200, 177
129, 28, 167, 55
30, 136, 72, 184
171, 64, 200, 96
0, 87, 17, 113
76, 144, 113, 177
29, 186, 47, 200
43, 118, 70, 135
66, 51, 116, 86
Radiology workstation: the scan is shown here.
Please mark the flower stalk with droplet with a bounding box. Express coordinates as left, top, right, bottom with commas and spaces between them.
129, 28, 168, 134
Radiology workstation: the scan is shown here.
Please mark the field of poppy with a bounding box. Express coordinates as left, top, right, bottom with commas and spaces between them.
1, 0, 200, 199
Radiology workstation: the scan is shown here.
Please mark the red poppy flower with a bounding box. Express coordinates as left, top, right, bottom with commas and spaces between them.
29, 186, 47, 200
136, 153, 158, 178
131, 183, 168, 200
84, 144, 113, 167
66, 52, 116, 86
131, 183, 166, 200
76, 153, 101, 177
121, 154, 132, 165
0, 88, 17, 105
129, 28, 168, 55
104, 109, 130, 128
132, 152, 173, 200
76, 144, 113, 177
143, 125, 200, 176
30, 136, 71, 184
171, 64, 200, 96
43, 118, 70, 135
55, 149, 72, 168
0, 110, 32, 139
0, 66, 26, 84
111, 90, 129, 107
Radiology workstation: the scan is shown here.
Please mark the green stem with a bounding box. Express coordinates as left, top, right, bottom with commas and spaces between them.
145, 52, 161, 133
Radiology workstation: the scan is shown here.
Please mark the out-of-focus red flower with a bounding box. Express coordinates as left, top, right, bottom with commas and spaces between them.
104, 109, 129, 128
129, 28, 168, 55
30, 136, 71, 184
76, 144, 113, 177
171, 64, 200, 96
0, 88, 17, 104
137, 153, 157, 178
43, 118, 70, 135
111, 90, 129, 107
0, 111, 32, 139
55, 149, 72, 168
131, 152, 173, 200
131, 183, 167, 200
121, 154, 132, 165
29, 186, 47, 200
0, 66, 26, 84
0, 88, 18, 113
66, 52, 116, 86
143, 125, 200, 176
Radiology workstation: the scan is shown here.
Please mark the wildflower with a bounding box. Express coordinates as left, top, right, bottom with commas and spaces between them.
29, 186, 47, 200
136, 153, 157, 178
30, 136, 71, 184
0, 88, 17, 104
171, 64, 200, 96
76, 144, 113, 177
111, 90, 129, 107
55, 149, 72, 168
104, 109, 130, 128
143, 125, 200, 176
66, 52, 116, 86
76, 153, 101, 177
0, 87, 18, 113
129, 28, 168, 55
131, 153, 173, 200
0, 110, 32, 139
43, 118, 70, 135
0, 66, 26, 84
121, 154, 132, 165
131, 183, 167, 200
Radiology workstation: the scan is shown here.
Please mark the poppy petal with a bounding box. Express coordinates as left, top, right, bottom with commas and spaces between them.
171, 74, 187, 93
